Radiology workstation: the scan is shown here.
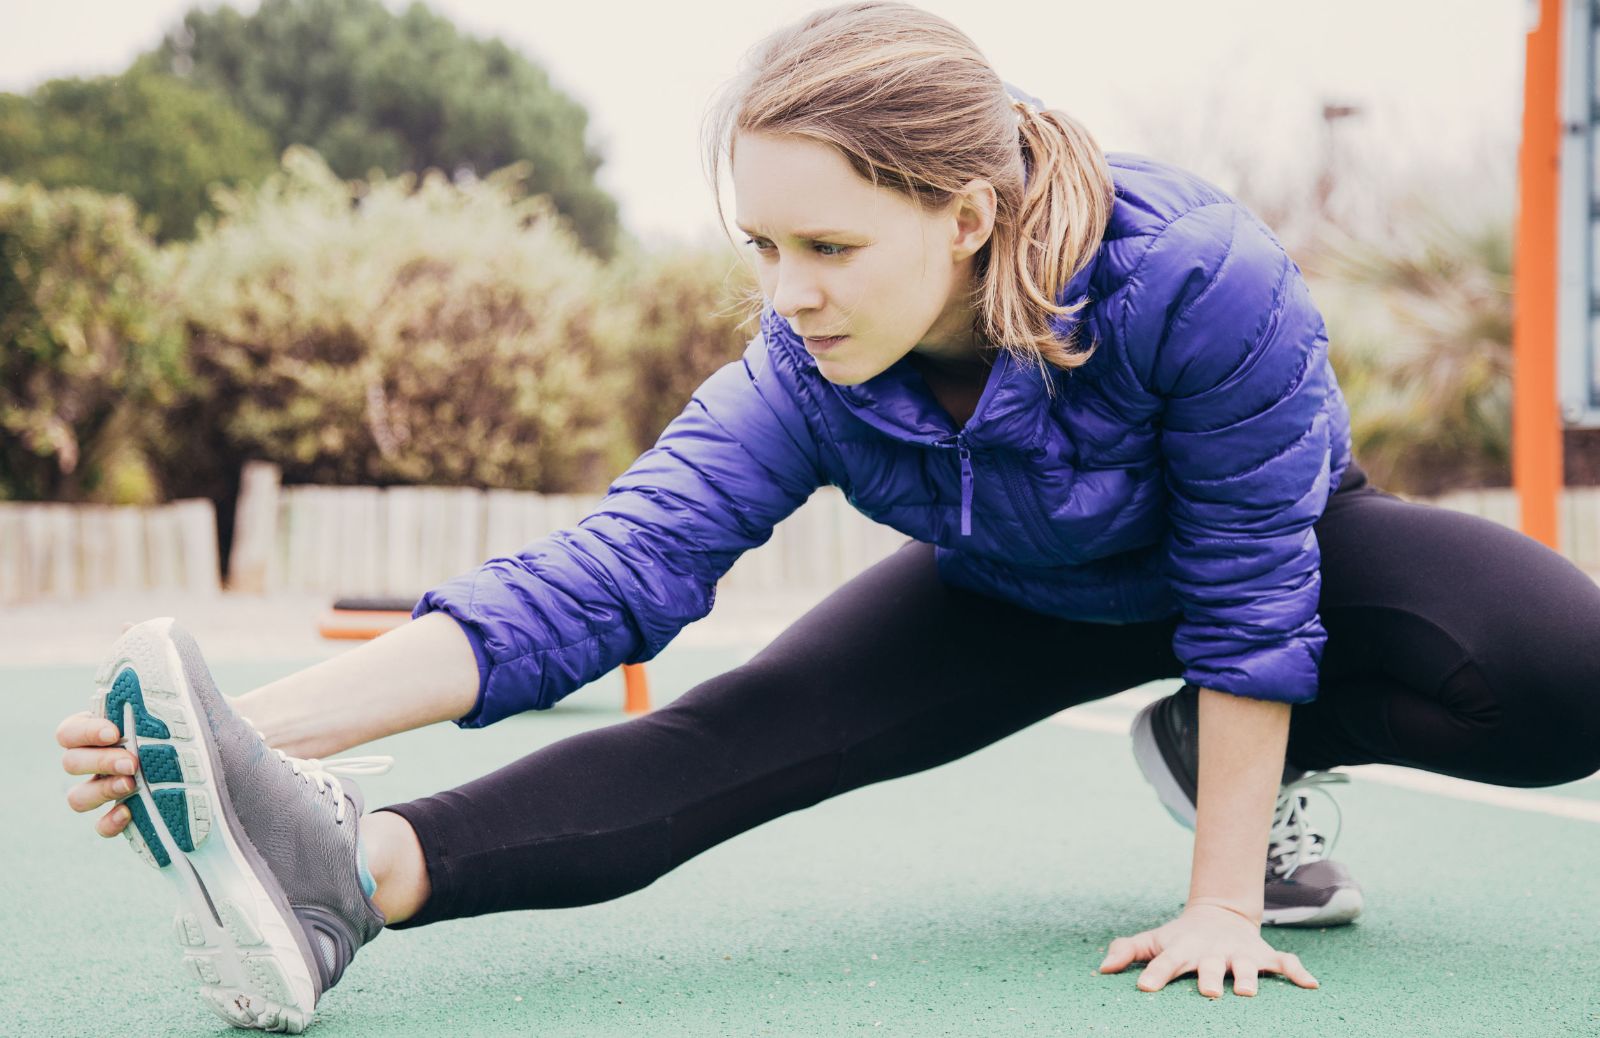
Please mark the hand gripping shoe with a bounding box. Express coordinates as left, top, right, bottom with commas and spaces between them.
1130, 683, 1365, 927
94, 617, 395, 1032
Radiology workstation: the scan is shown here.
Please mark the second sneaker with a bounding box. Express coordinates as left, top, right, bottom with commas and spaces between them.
1129, 682, 1364, 928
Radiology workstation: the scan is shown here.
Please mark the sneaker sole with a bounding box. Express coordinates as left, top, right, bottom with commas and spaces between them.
95, 618, 318, 1033
1129, 699, 1197, 829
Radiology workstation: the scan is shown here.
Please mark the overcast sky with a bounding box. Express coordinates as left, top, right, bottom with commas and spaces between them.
2, 0, 1529, 245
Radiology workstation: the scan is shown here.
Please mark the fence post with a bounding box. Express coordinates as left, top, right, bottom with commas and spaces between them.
174, 499, 221, 594
230, 461, 282, 592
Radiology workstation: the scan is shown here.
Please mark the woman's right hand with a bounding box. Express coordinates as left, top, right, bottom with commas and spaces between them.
60, 622, 142, 838
57, 707, 140, 838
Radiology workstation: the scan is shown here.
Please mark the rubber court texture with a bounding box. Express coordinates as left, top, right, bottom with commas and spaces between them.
11, 644, 1600, 1037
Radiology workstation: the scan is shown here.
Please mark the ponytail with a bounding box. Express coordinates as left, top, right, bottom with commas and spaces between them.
977, 97, 1115, 380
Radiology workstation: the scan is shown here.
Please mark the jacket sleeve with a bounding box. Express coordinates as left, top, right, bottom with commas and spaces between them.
1122, 202, 1337, 704
413, 337, 825, 727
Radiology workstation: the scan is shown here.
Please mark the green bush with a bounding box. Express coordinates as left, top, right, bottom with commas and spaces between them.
163, 146, 616, 493
596, 237, 760, 474
1304, 192, 1513, 495
0, 180, 185, 503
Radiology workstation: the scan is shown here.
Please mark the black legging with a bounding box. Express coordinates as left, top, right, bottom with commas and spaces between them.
377, 462, 1600, 929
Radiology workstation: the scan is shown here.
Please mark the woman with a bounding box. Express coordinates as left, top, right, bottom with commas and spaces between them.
59, 1, 1600, 1029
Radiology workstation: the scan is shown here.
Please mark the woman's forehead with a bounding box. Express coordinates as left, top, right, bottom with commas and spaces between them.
732, 133, 909, 235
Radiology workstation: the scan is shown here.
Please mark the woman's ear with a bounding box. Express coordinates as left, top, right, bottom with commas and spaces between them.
950, 178, 998, 261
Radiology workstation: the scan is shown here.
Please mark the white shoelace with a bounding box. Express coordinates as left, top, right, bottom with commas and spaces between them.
238, 714, 394, 824
1267, 770, 1348, 880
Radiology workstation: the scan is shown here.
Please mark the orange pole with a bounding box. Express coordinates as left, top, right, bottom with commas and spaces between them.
1514, 0, 1564, 549
622, 663, 652, 714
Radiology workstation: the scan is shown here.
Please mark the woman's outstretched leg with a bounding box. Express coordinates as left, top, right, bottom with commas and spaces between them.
373, 540, 1179, 929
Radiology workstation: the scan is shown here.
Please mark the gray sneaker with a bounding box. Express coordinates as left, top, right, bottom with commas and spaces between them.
1129, 683, 1364, 927
94, 617, 395, 1032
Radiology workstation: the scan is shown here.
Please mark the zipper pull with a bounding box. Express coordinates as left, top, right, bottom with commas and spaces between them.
957, 442, 973, 537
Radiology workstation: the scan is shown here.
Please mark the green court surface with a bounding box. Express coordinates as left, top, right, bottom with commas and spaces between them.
8, 645, 1600, 1037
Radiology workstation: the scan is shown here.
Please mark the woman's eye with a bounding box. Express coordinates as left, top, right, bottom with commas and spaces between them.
742, 238, 851, 257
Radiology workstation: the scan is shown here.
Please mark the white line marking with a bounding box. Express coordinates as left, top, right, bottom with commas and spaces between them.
1050, 709, 1600, 824
1055, 711, 1135, 735
1337, 765, 1600, 824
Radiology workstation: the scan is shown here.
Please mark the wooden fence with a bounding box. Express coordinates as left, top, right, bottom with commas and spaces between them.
255, 481, 911, 598
0, 499, 220, 604
4, 475, 1598, 604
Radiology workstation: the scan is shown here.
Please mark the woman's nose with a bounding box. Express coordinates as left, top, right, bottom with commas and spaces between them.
770, 266, 825, 317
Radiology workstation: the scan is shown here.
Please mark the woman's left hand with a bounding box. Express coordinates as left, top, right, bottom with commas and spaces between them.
1097, 903, 1320, 998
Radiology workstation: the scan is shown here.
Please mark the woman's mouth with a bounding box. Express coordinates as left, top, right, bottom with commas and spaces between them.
803, 335, 848, 352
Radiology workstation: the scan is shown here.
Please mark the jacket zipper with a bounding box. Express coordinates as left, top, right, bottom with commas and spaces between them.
958, 443, 974, 536
937, 436, 1055, 551
937, 434, 976, 537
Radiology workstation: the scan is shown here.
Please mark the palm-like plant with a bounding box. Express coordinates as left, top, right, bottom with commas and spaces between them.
1300, 179, 1513, 495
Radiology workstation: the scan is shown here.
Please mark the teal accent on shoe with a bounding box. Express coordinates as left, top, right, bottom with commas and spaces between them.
139, 744, 182, 783
154, 788, 195, 852
126, 796, 171, 868
107, 669, 170, 740
106, 670, 198, 862
122, 781, 196, 863
355, 837, 376, 899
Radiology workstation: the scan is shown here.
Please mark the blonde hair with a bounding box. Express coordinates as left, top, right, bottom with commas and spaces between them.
702, 0, 1115, 378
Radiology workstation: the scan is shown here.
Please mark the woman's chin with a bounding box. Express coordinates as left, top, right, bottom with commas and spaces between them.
816, 364, 863, 385
814, 355, 888, 386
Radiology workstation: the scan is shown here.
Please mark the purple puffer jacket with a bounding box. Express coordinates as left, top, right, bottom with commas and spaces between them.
416, 152, 1353, 728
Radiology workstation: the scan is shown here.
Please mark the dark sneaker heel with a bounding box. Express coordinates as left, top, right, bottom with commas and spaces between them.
1130, 697, 1197, 829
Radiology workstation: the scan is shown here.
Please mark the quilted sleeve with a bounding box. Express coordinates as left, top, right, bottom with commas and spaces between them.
413, 338, 825, 727
1121, 202, 1337, 704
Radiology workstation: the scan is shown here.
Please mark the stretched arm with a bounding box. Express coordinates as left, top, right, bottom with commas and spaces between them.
232, 612, 480, 760
241, 334, 823, 749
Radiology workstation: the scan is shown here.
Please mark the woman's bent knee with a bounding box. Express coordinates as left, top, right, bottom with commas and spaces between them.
1437, 660, 1600, 787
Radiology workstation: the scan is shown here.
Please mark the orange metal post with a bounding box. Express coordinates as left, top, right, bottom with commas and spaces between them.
622, 663, 652, 714
1514, 0, 1564, 549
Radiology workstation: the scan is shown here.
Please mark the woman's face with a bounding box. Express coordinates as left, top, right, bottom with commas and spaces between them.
731, 131, 996, 384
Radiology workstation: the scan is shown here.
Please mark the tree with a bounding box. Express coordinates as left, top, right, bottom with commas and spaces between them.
0, 70, 277, 240
134, 0, 623, 257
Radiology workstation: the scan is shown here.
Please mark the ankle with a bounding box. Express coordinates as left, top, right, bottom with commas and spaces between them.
360, 810, 431, 925
355, 840, 378, 898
